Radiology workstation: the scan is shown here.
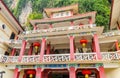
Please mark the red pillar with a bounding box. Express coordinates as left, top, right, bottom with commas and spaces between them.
11, 48, 16, 56
89, 17, 93, 27
13, 68, 20, 78
71, 11, 73, 16
70, 36, 75, 61
18, 40, 27, 62
69, 67, 76, 78
79, 23, 83, 27
99, 66, 106, 78
50, 13, 53, 18
28, 44, 33, 55
71, 21, 74, 26
89, 17, 92, 24
93, 34, 102, 59
115, 40, 119, 51
49, 24, 53, 28
39, 38, 46, 61
34, 25, 37, 30
46, 44, 50, 54
93, 34, 106, 78
36, 68, 42, 78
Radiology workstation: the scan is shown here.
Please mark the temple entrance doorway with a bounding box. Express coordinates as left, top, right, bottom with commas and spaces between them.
23, 69, 36, 78
76, 69, 100, 78
48, 69, 69, 78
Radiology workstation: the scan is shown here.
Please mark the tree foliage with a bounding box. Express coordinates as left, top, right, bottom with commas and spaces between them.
25, 12, 43, 30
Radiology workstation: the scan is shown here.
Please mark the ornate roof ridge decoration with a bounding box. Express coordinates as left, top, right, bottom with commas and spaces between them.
44, 4, 79, 17
30, 11, 96, 26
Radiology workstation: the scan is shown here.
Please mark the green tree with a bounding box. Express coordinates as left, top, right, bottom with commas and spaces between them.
26, 12, 43, 30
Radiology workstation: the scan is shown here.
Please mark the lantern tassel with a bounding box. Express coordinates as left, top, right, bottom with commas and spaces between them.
85, 74, 89, 78
29, 74, 33, 78
82, 43, 86, 48
35, 46, 38, 52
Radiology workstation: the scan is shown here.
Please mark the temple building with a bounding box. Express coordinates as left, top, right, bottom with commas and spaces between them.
0, 0, 23, 78
0, 1, 120, 78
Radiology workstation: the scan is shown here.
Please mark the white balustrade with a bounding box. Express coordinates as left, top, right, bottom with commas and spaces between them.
43, 54, 70, 62
21, 55, 39, 63
1, 51, 120, 64
0, 39, 22, 44
101, 52, 119, 60
75, 53, 97, 61
22, 24, 96, 35
101, 30, 120, 38
9, 39, 22, 44
0, 56, 19, 63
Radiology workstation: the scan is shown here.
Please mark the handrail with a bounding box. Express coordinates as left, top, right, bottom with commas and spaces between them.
21, 24, 96, 35
0, 51, 120, 64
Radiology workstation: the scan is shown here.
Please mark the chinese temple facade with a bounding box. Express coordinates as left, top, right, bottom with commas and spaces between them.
0, 2, 120, 78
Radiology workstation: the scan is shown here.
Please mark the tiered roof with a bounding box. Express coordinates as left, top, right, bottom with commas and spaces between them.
44, 4, 78, 17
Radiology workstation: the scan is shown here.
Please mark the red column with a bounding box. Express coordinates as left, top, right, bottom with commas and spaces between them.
71, 21, 74, 26
50, 13, 53, 18
89, 17, 93, 27
89, 17, 92, 24
70, 36, 75, 61
71, 11, 73, 16
69, 67, 76, 78
49, 24, 53, 28
115, 40, 119, 51
99, 66, 106, 78
18, 40, 27, 62
13, 68, 20, 78
93, 34, 102, 59
36, 68, 42, 78
79, 23, 83, 27
11, 48, 16, 56
93, 34, 106, 78
39, 38, 46, 61
46, 44, 50, 54
28, 44, 33, 55
34, 25, 37, 30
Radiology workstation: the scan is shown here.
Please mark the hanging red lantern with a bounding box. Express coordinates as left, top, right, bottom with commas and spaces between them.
26, 70, 36, 74
82, 70, 91, 78
33, 42, 40, 52
80, 39, 88, 47
26, 70, 36, 78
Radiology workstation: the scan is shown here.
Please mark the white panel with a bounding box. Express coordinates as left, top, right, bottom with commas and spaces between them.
52, 11, 72, 18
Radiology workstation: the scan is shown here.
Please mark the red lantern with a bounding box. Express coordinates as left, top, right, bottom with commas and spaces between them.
26, 70, 36, 78
82, 70, 91, 78
26, 70, 36, 74
80, 39, 88, 47
33, 42, 40, 52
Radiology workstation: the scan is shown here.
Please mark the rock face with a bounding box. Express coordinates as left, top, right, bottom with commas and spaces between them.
10, 0, 18, 9
19, 1, 32, 26
4, 0, 32, 27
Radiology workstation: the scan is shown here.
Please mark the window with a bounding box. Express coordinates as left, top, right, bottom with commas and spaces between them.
2, 24, 6, 29
10, 32, 15, 39
4, 51, 9, 56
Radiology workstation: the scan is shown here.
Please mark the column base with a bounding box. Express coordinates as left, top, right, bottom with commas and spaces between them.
99, 66, 106, 78
69, 67, 76, 78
